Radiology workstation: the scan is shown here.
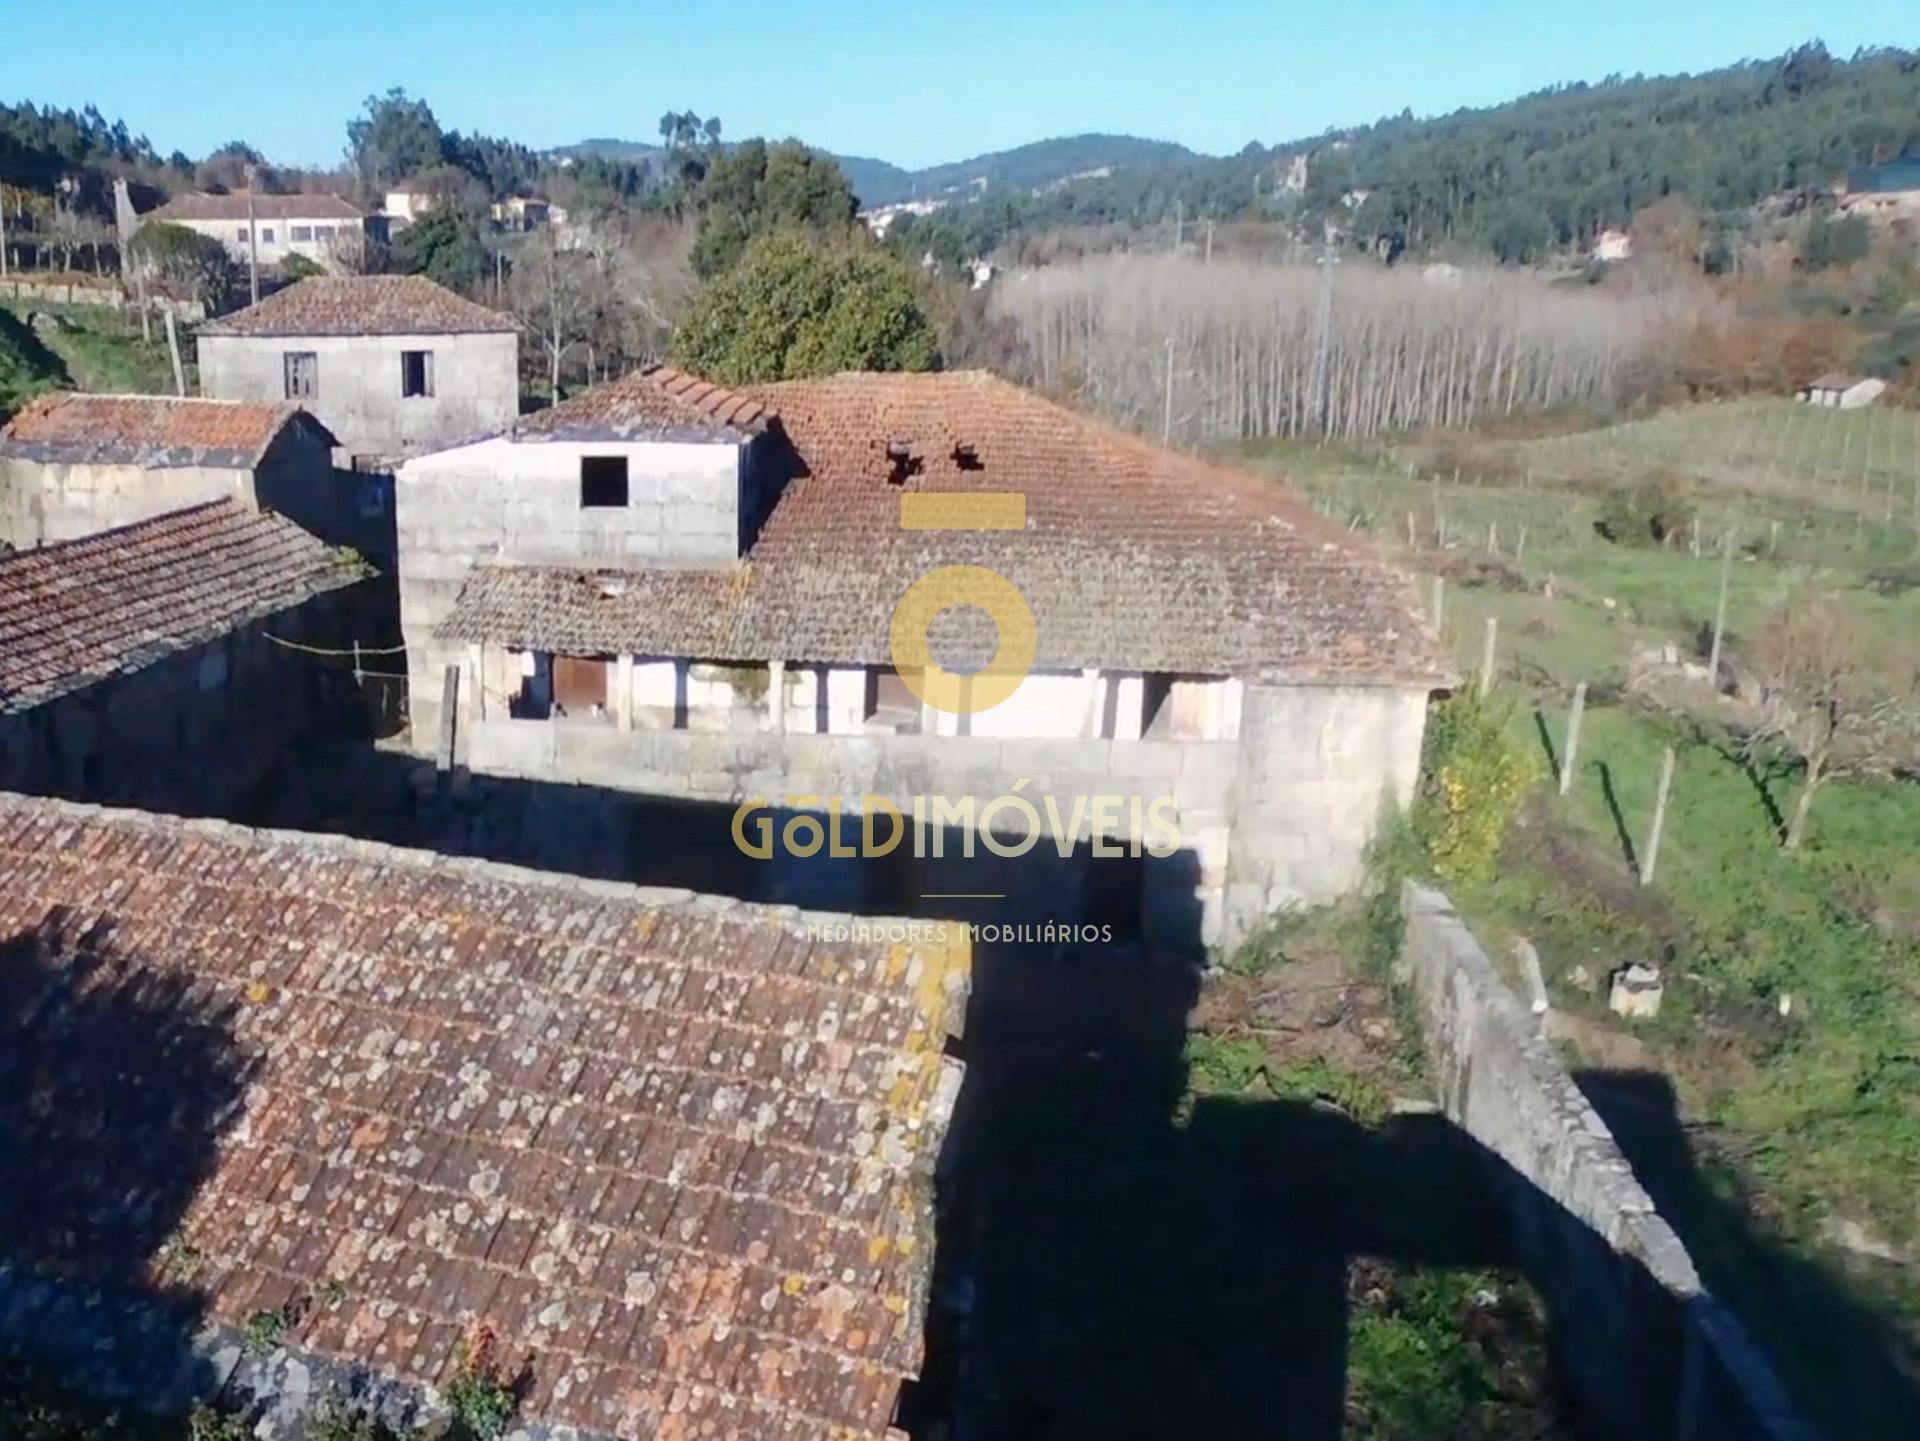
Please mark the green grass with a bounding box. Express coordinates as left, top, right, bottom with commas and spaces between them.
0, 300, 186, 397
1249, 398, 1920, 1436
0, 305, 69, 419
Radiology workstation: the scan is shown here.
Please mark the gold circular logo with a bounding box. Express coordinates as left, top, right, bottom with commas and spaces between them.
888, 565, 1036, 715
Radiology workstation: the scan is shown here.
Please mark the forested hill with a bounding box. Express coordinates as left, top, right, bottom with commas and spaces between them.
561, 132, 1203, 209
882, 43, 1920, 264
843, 134, 1204, 206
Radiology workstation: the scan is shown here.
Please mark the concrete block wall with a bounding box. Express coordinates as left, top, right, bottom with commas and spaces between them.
0, 457, 255, 549
444, 680, 1421, 950
1221, 683, 1428, 948
396, 436, 749, 743
1399, 885, 1818, 1441
199, 330, 518, 463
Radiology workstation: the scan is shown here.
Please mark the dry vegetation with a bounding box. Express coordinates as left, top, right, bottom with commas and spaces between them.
991, 253, 1689, 443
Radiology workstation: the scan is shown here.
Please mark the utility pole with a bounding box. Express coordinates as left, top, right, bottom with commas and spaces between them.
243, 163, 261, 305
1173, 201, 1184, 251
1204, 219, 1214, 263
1310, 237, 1339, 437
1162, 336, 1176, 445
0, 188, 9, 278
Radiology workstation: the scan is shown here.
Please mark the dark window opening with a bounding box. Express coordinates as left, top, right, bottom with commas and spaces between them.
283, 351, 318, 400
290, 225, 313, 242
400, 349, 434, 398
581, 456, 630, 508
260, 227, 275, 243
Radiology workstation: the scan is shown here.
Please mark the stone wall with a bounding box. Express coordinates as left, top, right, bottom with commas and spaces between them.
0, 428, 339, 550
1399, 884, 1818, 1441
0, 591, 373, 815
198, 329, 518, 463
1224, 685, 1427, 943
429, 679, 1428, 950
0, 275, 204, 320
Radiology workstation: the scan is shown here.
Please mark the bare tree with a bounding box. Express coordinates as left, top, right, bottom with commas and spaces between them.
509, 231, 607, 403
1745, 590, 1920, 849
989, 252, 1689, 445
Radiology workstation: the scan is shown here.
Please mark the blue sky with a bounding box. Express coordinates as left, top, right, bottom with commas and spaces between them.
2, 0, 1915, 169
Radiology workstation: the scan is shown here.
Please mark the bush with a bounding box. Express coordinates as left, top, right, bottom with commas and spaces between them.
1412, 686, 1538, 883
1594, 471, 1696, 547
127, 222, 237, 310
281, 252, 326, 281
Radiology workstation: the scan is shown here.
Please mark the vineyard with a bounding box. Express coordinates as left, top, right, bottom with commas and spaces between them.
1248, 399, 1920, 1441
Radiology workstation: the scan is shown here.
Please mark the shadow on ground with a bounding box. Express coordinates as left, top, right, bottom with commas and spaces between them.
1579, 1069, 1920, 1441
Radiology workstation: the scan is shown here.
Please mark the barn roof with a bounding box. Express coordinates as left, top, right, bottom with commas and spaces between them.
0, 499, 364, 713
197, 276, 517, 338
0, 393, 334, 468
0, 793, 966, 1440
431, 370, 1446, 686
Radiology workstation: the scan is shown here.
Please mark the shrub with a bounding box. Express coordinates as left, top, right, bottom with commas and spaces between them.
1594, 471, 1696, 547
1412, 686, 1538, 883
444, 1325, 517, 1441
128, 221, 238, 310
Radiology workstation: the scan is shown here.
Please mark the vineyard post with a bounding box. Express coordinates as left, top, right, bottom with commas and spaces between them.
1641, 746, 1677, 886
1480, 616, 1498, 691
1559, 681, 1587, 797
1708, 528, 1734, 689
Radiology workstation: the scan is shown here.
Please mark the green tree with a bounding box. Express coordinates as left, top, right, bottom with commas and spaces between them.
346, 88, 445, 194
689, 140, 857, 279
389, 203, 490, 293
671, 230, 938, 383
128, 220, 238, 309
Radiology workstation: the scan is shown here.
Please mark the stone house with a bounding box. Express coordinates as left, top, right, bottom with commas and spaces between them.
398, 367, 1448, 948
196, 275, 520, 468
0, 498, 372, 812
139, 190, 373, 271
0, 790, 965, 1441
0, 391, 348, 549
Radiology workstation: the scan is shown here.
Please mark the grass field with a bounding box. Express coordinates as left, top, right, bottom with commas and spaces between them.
1244, 400, 1920, 1439
0, 299, 186, 399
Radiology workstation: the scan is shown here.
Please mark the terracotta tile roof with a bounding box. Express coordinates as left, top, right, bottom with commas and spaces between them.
197, 276, 517, 338
510, 366, 774, 443
0, 500, 365, 712
145, 191, 365, 223
0, 794, 968, 1441
0, 392, 334, 468
437, 370, 1446, 685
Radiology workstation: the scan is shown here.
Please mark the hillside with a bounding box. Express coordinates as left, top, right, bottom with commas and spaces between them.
880, 43, 1920, 265
558, 131, 1203, 209
0, 306, 68, 422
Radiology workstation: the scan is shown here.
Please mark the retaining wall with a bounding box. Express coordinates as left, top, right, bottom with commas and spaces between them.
1399, 883, 1818, 1441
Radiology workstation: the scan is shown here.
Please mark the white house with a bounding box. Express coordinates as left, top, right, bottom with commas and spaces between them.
139, 192, 371, 272
1801, 372, 1887, 409
1592, 227, 1633, 263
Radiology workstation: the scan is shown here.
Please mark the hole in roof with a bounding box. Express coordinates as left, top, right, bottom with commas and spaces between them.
886, 440, 922, 485
952, 443, 983, 471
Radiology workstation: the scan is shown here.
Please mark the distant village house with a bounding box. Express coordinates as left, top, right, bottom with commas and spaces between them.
1800, 372, 1887, 409
139, 191, 374, 272
195, 275, 520, 469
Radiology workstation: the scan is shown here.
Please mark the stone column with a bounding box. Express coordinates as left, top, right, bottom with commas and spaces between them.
614, 654, 634, 731
768, 659, 786, 734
